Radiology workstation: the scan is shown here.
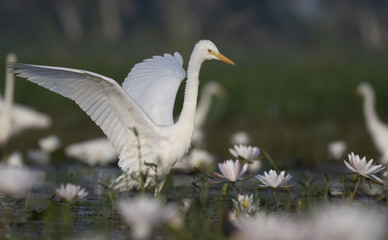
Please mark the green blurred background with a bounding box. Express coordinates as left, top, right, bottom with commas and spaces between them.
1, 0, 388, 169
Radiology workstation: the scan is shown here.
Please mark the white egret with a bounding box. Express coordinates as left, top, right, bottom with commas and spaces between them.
191, 81, 226, 147
27, 135, 61, 164
10, 40, 234, 193
357, 82, 388, 164
65, 138, 117, 166
0, 53, 52, 146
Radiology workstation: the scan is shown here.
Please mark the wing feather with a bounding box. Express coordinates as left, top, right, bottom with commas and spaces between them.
123, 52, 186, 126
10, 63, 159, 166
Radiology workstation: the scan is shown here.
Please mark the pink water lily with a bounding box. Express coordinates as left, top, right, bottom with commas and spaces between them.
214, 159, 248, 182
55, 183, 88, 202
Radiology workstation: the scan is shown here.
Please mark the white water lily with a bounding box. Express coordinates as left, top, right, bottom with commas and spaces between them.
117, 196, 182, 240
312, 205, 387, 240
256, 170, 292, 188
229, 145, 260, 161
344, 152, 385, 184
55, 183, 88, 202
233, 212, 310, 240
233, 194, 259, 214
0, 165, 44, 196
214, 159, 248, 182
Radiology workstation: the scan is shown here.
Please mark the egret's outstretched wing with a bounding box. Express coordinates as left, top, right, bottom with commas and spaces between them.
123, 52, 186, 126
9, 63, 158, 162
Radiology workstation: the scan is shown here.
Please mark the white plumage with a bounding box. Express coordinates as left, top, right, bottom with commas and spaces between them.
0, 53, 51, 146
10, 40, 234, 193
357, 82, 388, 164
65, 138, 117, 166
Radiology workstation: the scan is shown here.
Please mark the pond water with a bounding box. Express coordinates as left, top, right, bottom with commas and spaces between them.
1, 159, 388, 240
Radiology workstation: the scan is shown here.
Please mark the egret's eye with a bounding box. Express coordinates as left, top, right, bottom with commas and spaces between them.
208, 49, 212, 53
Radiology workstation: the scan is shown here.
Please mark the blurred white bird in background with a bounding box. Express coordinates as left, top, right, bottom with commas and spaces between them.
65, 138, 117, 166
191, 81, 226, 147
357, 82, 388, 164
173, 81, 225, 172
10, 40, 234, 193
0, 53, 52, 147
27, 135, 61, 164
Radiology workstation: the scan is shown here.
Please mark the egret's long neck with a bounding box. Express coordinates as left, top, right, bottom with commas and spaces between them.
363, 90, 381, 130
0, 56, 15, 145
176, 53, 203, 133
4, 59, 15, 112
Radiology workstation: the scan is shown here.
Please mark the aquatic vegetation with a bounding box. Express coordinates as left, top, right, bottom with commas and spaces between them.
1, 143, 388, 239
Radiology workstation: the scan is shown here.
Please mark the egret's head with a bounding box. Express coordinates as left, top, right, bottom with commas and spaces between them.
356, 82, 373, 97
195, 40, 235, 65
6, 53, 17, 63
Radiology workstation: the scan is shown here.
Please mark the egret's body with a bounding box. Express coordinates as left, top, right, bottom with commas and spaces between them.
0, 53, 51, 146
357, 82, 388, 164
11, 40, 234, 192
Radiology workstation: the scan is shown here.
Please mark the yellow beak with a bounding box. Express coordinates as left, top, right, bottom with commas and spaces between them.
214, 52, 235, 66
